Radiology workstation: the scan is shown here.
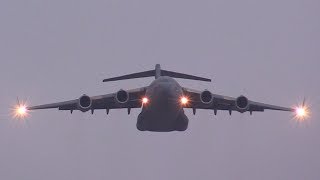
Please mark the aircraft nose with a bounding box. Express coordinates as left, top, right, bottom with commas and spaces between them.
154, 84, 175, 98
148, 84, 181, 107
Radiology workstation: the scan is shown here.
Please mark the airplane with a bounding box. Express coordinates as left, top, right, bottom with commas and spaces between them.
14, 64, 308, 132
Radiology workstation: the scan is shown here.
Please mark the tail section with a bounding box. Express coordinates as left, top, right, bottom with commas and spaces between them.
103, 64, 211, 82
102, 70, 154, 82
155, 64, 161, 79
160, 70, 211, 82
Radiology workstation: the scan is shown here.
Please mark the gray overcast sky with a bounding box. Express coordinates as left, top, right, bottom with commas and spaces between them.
0, 0, 319, 179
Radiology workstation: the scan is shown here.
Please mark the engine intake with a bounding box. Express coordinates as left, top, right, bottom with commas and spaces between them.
200, 90, 213, 104
235, 96, 249, 112
116, 89, 129, 103
78, 95, 92, 112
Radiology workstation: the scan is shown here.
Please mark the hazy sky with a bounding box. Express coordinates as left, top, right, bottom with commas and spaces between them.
0, 0, 319, 180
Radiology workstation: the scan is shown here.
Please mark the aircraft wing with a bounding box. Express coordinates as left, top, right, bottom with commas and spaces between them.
182, 88, 293, 113
27, 87, 147, 112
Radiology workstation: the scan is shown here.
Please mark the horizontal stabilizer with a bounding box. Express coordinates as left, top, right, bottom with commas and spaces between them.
103, 64, 211, 82
161, 70, 211, 82
103, 70, 154, 82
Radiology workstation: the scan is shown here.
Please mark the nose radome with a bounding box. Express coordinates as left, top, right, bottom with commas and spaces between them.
149, 84, 173, 105
157, 84, 176, 98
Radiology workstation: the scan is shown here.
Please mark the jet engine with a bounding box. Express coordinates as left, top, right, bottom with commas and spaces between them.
78, 94, 92, 112
235, 96, 249, 113
115, 89, 129, 103
200, 90, 213, 104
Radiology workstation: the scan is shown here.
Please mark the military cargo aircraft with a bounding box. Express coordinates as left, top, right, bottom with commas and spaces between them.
15, 64, 308, 132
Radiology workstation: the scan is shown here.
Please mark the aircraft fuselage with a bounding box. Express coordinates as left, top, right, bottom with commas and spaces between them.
137, 76, 189, 132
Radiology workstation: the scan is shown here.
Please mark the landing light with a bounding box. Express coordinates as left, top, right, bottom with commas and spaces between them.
180, 97, 189, 105
142, 97, 149, 104
12, 101, 29, 119
18, 106, 27, 115
294, 106, 309, 121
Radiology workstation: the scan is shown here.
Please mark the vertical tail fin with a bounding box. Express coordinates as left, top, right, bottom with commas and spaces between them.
155, 64, 161, 79
102, 64, 211, 82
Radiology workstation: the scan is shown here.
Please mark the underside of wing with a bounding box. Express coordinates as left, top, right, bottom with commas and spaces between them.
182, 87, 293, 113
249, 101, 293, 112
27, 87, 147, 112
27, 100, 77, 110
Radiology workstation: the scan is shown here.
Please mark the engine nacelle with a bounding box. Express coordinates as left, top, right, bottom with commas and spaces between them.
235, 95, 249, 113
78, 94, 92, 112
115, 89, 129, 103
200, 90, 213, 104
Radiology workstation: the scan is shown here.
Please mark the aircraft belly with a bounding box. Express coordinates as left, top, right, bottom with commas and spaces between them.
136, 82, 188, 131
138, 104, 179, 131
137, 79, 188, 132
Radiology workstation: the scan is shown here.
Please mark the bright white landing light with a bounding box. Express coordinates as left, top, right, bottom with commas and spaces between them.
142, 97, 149, 104
294, 106, 309, 121
17, 106, 27, 115
180, 97, 189, 105
13, 103, 29, 119
296, 107, 306, 117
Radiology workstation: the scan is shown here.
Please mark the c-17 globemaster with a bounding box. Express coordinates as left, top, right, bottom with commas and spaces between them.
15, 64, 308, 132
